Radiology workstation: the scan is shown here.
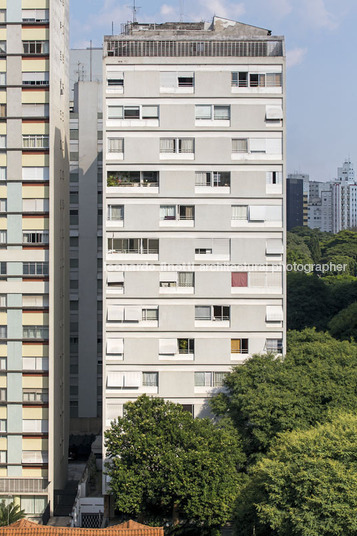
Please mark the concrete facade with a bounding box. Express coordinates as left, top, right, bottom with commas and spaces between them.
0, 0, 69, 519
102, 17, 286, 491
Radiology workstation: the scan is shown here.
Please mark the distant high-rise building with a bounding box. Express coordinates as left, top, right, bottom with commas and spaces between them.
0, 0, 69, 520
287, 174, 308, 229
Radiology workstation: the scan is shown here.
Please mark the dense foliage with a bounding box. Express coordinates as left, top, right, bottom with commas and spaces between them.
105, 395, 244, 535
0, 501, 25, 526
234, 413, 357, 536
211, 329, 357, 462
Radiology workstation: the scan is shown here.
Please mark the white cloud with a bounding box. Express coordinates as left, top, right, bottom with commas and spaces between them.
269, 0, 293, 18
286, 47, 308, 68
160, 4, 178, 18
299, 0, 338, 30
187, 0, 246, 21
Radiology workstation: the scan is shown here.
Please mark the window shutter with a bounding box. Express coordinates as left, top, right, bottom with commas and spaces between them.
232, 138, 248, 153
107, 272, 124, 283
142, 105, 159, 118
106, 339, 124, 354
266, 306, 283, 322
123, 372, 141, 387
265, 206, 282, 221
107, 306, 124, 321
125, 306, 142, 322
159, 339, 177, 355
231, 272, 248, 287
107, 372, 124, 388
195, 306, 211, 320
195, 105, 212, 119
160, 72, 177, 88
249, 206, 266, 221
266, 239, 283, 255
265, 105, 283, 120
160, 272, 177, 282
250, 138, 266, 152
266, 138, 282, 155
231, 339, 240, 353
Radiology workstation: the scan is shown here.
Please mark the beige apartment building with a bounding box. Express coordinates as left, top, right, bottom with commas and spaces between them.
0, 0, 69, 520
102, 18, 285, 479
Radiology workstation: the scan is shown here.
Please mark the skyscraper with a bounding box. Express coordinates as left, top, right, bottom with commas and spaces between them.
0, 0, 69, 519
102, 18, 285, 493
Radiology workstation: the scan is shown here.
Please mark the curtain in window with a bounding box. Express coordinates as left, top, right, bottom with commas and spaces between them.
180, 205, 194, 219
143, 373, 158, 386
179, 138, 193, 153
108, 138, 123, 153
195, 105, 212, 119
266, 73, 282, 87
195, 306, 211, 320
214, 106, 230, 120
195, 172, 208, 186
160, 138, 174, 153
142, 309, 158, 321
213, 372, 225, 387
160, 205, 176, 220
231, 339, 241, 353
194, 372, 211, 387
178, 272, 193, 287
232, 138, 248, 153
232, 205, 248, 220
231, 272, 248, 287
108, 205, 123, 220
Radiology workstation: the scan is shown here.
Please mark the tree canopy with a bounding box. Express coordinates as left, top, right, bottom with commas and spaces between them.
210, 329, 357, 462
0, 501, 25, 527
104, 395, 244, 534
234, 413, 357, 536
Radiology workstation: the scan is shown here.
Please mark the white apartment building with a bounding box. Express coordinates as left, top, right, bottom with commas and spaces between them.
102, 18, 285, 471
0, 0, 69, 520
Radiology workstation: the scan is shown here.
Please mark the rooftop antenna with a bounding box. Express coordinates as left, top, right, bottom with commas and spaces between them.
132, 0, 141, 23
89, 40, 93, 81
112, 21, 114, 35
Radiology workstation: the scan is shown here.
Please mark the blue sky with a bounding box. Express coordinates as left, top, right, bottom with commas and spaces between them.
70, 0, 357, 182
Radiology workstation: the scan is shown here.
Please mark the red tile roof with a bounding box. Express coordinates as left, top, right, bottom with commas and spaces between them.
0, 519, 164, 536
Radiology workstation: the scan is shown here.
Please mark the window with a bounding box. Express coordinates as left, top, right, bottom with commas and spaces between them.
23, 357, 49, 371
0, 104, 5, 118
107, 138, 124, 153
0, 262, 6, 277
23, 389, 48, 403
232, 138, 282, 155
195, 306, 230, 321
22, 72, 49, 86
70, 129, 78, 140
142, 308, 158, 321
23, 231, 49, 244
0, 10, 5, 23
232, 206, 248, 221
0, 42, 6, 54
0, 199, 6, 212
231, 272, 248, 287
160, 205, 194, 221
160, 272, 194, 289
107, 72, 124, 86
195, 238, 230, 259
107, 171, 158, 188
22, 135, 49, 149
266, 171, 283, 185
142, 372, 158, 387
22, 167, 49, 181
22, 420, 48, 433
22, 103, 49, 118
160, 138, 194, 154
0, 73, 5, 86
0, 388, 6, 401
266, 339, 283, 353
23, 262, 48, 276
23, 326, 49, 339
232, 138, 248, 153
0, 451, 6, 464
107, 271, 124, 289
22, 451, 48, 463
178, 339, 194, 355
0, 295, 6, 307
23, 41, 49, 54
0, 135, 6, 148
232, 71, 282, 88
0, 231, 5, 244
231, 339, 249, 354
108, 105, 159, 120
0, 419, 6, 432
194, 372, 226, 387
20, 496, 47, 515
107, 238, 159, 255
22, 9, 49, 22
160, 71, 194, 90
266, 306, 284, 323
195, 171, 230, 188
0, 326, 6, 339
107, 205, 124, 221
0, 357, 6, 370
195, 105, 230, 120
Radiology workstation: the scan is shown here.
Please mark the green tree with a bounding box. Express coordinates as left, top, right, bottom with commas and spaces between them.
0, 501, 25, 526
286, 232, 313, 265
328, 301, 357, 340
211, 329, 357, 462
307, 234, 321, 263
235, 414, 357, 536
287, 272, 330, 330
104, 395, 244, 535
